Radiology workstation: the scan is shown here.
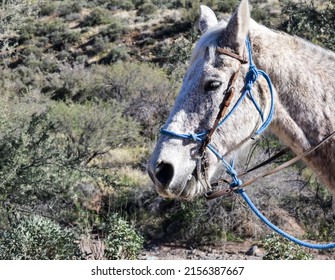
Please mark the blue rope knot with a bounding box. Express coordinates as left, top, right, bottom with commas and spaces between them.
245, 65, 259, 90
225, 160, 243, 189
230, 176, 243, 189
189, 133, 198, 142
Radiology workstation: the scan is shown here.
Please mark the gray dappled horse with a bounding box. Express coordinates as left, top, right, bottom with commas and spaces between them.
148, 0, 335, 214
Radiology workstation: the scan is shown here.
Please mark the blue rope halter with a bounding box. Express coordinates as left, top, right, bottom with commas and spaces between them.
160, 37, 335, 250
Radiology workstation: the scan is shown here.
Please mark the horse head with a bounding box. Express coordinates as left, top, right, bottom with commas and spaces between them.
148, 0, 274, 200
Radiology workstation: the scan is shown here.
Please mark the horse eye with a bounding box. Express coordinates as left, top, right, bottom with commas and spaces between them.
204, 81, 222, 92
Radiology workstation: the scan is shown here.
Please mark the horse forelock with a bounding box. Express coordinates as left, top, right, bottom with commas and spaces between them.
190, 21, 228, 66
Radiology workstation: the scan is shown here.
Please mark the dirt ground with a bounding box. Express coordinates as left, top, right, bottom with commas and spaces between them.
139, 241, 335, 260
139, 241, 263, 260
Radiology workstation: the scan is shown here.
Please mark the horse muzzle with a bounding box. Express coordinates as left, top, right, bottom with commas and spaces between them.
147, 155, 207, 200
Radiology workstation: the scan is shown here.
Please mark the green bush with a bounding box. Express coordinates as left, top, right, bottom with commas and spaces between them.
107, 0, 134, 10
40, 2, 57, 16
262, 234, 313, 260
217, 0, 239, 13
137, 2, 157, 17
58, 2, 82, 17
49, 29, 81, 50
0, 94, 140, 227
96, 62, 177, 138
34, 18, 67, 37
100, 45, 130, 63
104, 213, 144, 260
50, 101, 143, 160
100, 18, 130, 42
279, 0, 335, 50
0, 104, 82, 212
89, 35, 109, 55
83, 7, 111, 26
0, 215, 79, 260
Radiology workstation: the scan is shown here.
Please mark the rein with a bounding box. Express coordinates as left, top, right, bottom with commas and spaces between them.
160, 37, 335, 249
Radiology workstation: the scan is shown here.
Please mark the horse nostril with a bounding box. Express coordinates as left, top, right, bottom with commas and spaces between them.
155, 161, 174, 187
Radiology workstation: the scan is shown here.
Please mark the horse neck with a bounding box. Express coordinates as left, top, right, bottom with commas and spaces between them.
250, 22, 335, 154
250, 23, 335, 93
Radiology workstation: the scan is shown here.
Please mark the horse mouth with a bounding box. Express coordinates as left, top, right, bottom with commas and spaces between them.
177, 168, 208, 200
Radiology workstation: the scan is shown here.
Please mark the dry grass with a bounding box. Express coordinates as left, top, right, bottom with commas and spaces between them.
117, 166, 150, 187
108, 146, 148, 165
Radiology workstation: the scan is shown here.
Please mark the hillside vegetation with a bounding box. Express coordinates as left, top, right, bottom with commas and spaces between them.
0, 0, 335, 260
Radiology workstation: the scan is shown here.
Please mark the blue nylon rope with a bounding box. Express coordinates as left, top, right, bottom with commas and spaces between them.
159, 37, 334, 250
256, 69, 275, 135
238, 189, 335, 249
216, 38, 274, 136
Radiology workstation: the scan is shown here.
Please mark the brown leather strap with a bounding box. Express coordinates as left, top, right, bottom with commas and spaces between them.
241, 131, 335, 188
200, 48, 246, 155
199, 65, 241, 155
216, 48, 248, 64
238, 147, 291, 177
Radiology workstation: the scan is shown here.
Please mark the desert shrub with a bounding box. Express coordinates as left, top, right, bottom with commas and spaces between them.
137, 2, 157, 17
40, 55, 59, 72
100, 18, 130, 42
40, 62, 96, 100
217, 0, 239, 13
250, 2, 279, 27
0, 0, 39, 63
50, 101, 143, 163
39, 2, 57, 16
19, 18, 38, 42
34, 18, 67, 37
95, 62, 177, 138
279, 0, 335, 50
57, 50, 72, 61
0, 93, 142, 228
83, 7, 111, 26
280, 183, 335, 244
107, 0, 134, 10
100, 45, 130, 63
58, 1, 82, 17
65, 12, 81, 22
21, 45, 43, 59
159, 199, 211, 244
49, 29, 82, 50
104, 213, 144, 260
0, 0, 39, 37
75, 54, 89, 64
155, 35, 194, 78
0, 103, 83, 218
88, 35, 109, 55
0, 215, 79, 260
262, 234, 313, 260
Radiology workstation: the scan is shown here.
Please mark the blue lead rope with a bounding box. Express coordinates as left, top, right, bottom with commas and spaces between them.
160, 37, 335, 249
239, 189, 335, 250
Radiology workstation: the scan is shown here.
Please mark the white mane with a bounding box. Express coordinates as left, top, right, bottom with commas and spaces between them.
190, 21, 228, 65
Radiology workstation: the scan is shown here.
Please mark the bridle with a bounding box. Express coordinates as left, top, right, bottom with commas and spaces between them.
159, 37, 335, 249
161, 37, 275, 194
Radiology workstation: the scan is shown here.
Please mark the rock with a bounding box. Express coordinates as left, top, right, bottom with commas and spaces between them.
245, 245, 258, 256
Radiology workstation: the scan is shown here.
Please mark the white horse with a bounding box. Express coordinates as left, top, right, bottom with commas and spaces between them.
148, 0, 335, 214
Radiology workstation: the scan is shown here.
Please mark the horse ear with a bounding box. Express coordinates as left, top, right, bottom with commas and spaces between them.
199, 5, 218, 34
225, 0, 250, 48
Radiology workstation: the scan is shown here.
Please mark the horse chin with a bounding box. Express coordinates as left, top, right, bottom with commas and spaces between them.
178, 173, 207, 200
154, 168, 209, 200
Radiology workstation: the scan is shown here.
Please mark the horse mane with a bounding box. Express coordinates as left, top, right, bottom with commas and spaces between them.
190, 21, 228, 66
191, 18, 335, 68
